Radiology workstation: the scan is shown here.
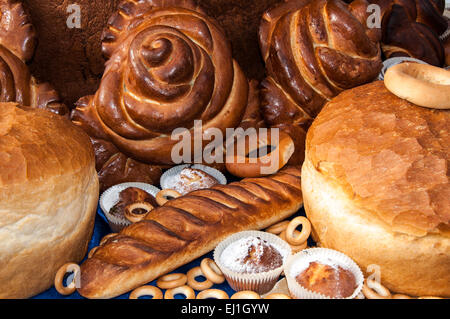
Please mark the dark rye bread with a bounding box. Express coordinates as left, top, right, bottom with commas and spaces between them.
24, 0, 282, 108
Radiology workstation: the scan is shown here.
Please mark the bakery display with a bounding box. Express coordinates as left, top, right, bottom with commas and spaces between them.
302, 80, 450, 297
77, 166, 302, 298
0, 102, 98, 298
259, 0, 383, 165
384, 62, 450, 109
0, 0, 67, 115
368, 0, 447, 66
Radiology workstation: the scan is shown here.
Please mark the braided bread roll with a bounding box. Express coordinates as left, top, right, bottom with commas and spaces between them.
259, 0, 382, 165
0, 0, 67, 115
71, 0, 252, 167
370, 0, 446, 66
78, 166, 303, 299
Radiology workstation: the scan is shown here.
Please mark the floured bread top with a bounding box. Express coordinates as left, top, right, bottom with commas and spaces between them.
306, 81, 449, 237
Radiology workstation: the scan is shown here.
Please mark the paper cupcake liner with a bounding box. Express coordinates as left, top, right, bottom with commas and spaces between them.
378, 57, 428, 81
160, 164, 227, 192
284, 247, 364, 299
213, 231, 292, 295
100, 182, 161, 232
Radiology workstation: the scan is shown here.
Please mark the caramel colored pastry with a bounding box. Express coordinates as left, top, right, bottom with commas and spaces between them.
0, 102, 99, 298
0, 0, 67, 115
259, 0, 382, 165
295, 262, 357, 298
302, 81, 450, 297
78, 166, 303, 299
71, 0, 262, 185
167, 168, 220, 195
109, 187, 158, 220
220, 236, 283, 274
369, 0, 446, 66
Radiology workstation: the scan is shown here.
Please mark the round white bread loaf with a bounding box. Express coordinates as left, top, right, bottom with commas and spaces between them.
302, 81, 450, 297
0, 103, 99, 298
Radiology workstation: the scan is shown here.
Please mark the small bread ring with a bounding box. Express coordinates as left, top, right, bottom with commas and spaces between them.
99, 233, 117, 246
124, 202, 154, 223
384, 62, 450, 109
362, 279, 392, 299
54, 263, 81, 296
279, 230, 308, 253
265, 220, 289, 235
392, 294, 413, 299
196, 289, 229, 299
200, 258, 225, 284
156, 189, 182, 206
156, 273, 187, 289
129, 285, 163, 299
187, 266, 213, 291
164, 285, 195, 299
230, 291, 261, 299
264, 293, 291, 299
225, 130, 295, 178
285, 216, 311, 245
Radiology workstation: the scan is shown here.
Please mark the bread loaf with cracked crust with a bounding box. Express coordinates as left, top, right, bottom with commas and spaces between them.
78, 166, 303, 299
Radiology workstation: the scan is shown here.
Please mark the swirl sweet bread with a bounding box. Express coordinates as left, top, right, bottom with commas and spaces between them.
370, 0, 447, 66
78, 166, 303, 299
72, 0, 255, 163
0, 0, 67, 115
258, 0, 383, 164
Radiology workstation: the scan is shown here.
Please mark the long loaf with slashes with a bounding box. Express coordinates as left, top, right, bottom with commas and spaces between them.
78, 166, 303, 298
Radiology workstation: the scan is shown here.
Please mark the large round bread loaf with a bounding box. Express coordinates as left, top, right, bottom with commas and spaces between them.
0, 103, 99, 298
302, 81, 449, 297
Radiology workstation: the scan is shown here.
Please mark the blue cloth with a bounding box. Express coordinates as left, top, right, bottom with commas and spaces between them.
33, 204, 306, 299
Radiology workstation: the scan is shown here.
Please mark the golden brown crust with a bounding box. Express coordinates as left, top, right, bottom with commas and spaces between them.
306, 80, 449, 236
259, 0, 382, 165
78, 166, 303, 299
0, 0, 67, 115
0, 102, 99, 298
71, 0, 251, 166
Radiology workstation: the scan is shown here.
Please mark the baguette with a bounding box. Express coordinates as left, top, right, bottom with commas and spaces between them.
78, 166, 303, 298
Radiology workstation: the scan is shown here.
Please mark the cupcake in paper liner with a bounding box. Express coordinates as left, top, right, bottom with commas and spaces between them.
213, 231, 292, 295
284, 247, 364, 299
100, 182, 161, 232
160, 164, 227, 196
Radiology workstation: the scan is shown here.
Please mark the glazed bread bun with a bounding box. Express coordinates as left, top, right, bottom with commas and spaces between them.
302, 81, 449, 297
0, 103, 99, 298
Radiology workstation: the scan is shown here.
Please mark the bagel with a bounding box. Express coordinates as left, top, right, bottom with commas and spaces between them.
225, 130, 294, 178
384, 63, 450, 110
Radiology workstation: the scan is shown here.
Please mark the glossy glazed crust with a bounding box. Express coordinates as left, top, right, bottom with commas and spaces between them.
0, 0, 67, 115
78, 166, 303, 299
259, 0, 382, 165
0, 103, 99, 298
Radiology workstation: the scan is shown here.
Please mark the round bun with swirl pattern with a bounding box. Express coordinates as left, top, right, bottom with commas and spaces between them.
71, 0, 258, 177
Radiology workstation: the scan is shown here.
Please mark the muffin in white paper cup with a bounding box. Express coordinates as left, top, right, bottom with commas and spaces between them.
160, 164, 227, 195
378, 57, 428, 80
284, 247, 364, 299
100, 182, 161, 232
213, 230, 292, 295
